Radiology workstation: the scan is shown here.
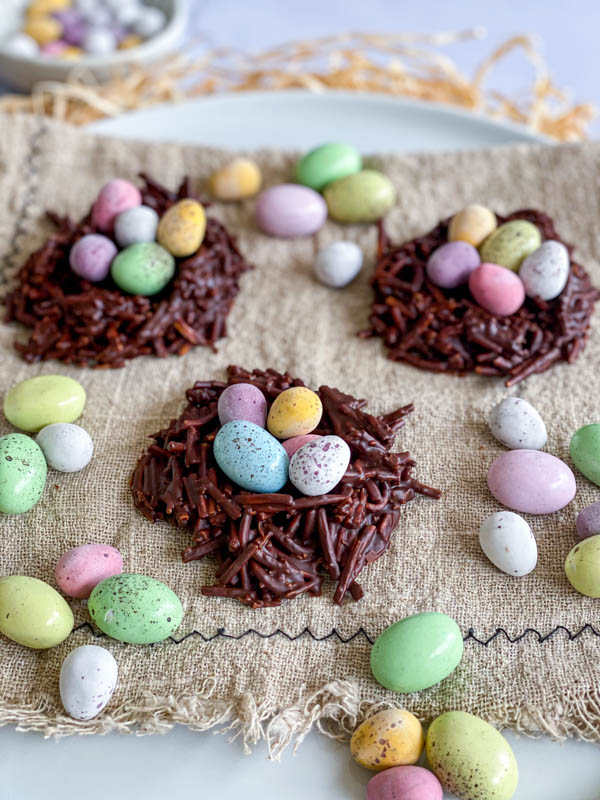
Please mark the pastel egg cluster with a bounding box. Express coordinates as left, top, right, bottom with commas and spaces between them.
212, 383, 351, 497
2, 0, 166, 61
425, 203, 570, 317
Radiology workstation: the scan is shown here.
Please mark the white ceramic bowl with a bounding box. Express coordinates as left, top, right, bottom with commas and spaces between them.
0, 0, 189, 91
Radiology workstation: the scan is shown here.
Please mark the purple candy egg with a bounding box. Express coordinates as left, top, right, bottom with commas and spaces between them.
69, 234, 117, 282
576, 501, 600, 540
255, 184, 327, 237
426, 241, 480, 289
53, 9, 88, 46
218, 384, 268, 428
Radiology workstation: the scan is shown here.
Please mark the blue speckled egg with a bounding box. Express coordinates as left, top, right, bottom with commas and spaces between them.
213, 420, 289, 493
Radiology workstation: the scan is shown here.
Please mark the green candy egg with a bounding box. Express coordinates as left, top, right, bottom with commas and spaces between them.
370, 611, 463, 692
0, 433, 47, 514
570, 423, 600, 485
296, 142, 362, 192
479, 220, 541, 271
565, 535, 600, 597
0, 576, 73, 648
89, 573, 183, 644
111, 242, 176, 296
324, 169, 396, 223
4, 374, 86, 432
426, 711, 518, 800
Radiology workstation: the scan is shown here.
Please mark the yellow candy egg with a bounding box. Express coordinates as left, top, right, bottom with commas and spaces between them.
448, 204, 497, 248
26, 0, 71, 15
24, 15, 62, 45
119, 35, 143, 50
267, 386, 323, 439
0, 576, 74, 649
60, 46, 82, 60
350, 708, 425, 771
157, 199, 206, 258
209, 158, 262, 201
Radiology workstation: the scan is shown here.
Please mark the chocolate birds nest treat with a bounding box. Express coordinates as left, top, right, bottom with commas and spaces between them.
5, 176, 252, 368
131, 365, 440, 608
361, 210, 599, 386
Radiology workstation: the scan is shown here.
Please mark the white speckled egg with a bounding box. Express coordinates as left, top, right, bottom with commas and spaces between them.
289, 435, 351, 496
314, 241, 363, 288
518, 240, 570, 301
36, 423, 94, 472
114, 205, 159, 248
60, 645, 118, 720
479, 511, 537, 576
488, 397, 547, 450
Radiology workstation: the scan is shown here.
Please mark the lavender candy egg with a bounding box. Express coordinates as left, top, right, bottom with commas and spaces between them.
69, 233, 117, 282
488, 450, 576, 514
53, 10, 87, 46
426, 241, 480, 289
217, 383, 268, 428
289, 435, 351, 496
114, 205, 159, 248
256, 184, 327, 237
60, 645, 118, 720
576, 501, 600, 540
519, 240, 570, 301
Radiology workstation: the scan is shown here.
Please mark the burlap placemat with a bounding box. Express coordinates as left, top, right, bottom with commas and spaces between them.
1, 112, 600, 751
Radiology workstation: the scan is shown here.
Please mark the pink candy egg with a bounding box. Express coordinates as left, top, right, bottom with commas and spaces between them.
218, 383, 268, 428
367, 766, 443, 800
91, 179, 142, 233
488, 450, 576, 514
282, 434, 321, 459
426, 241, 480, 289
41, 40, 68, 56
468, 262, 525, 316
255, 184, 327, 237
56, 544, 123, 599
69, 233, 117, 282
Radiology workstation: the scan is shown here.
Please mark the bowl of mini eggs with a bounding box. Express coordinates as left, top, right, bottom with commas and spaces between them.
0, 0, 188, 91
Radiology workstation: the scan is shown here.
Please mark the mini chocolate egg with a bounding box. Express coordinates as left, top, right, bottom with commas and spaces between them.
479, 220, 541, 272
255, 184, 328, 237
91, 179, 142, 233
0, 433, 47, 514
314, 241, 363, 288
83, 27, 117, 54
519, 240, 570, 300
217, 383, 267, 428
4, 374, 86, 432
479, 511, 537, 576
267, 387, 323, 439
69, 233, 117, 282
289, 435, 350, 496
110, 242, 175, 296
213, 420, 289, 493
351, 709, 424, 771
296, 142, 362, 192
448, 204, 497, 248
209, 158, 262, 201
36, 422, 93, 472
488, 397, 547, 450
324, 169, 396, 223
157, 199, 206, 258
2, 33, 40, 57
570, 423, 600, 486
24, 15, 62, 45
426, 241, 480, 289
0, 576, 73, 649
282, 434, 320, 459
576, 501, 600, 540
367, 766, 443, 800
56, 544, 123, 599
114, 205, 159, 248
565, 535, 600, 597
60, 645, 118, 720
88, 573, 183, 644
468, 262, 525, 316
488, 450, 576, 514
53, 9, 87, 46
132, 6, 166, 37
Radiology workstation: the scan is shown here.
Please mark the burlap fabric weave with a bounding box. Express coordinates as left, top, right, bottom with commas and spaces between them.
1, 112, 600, 750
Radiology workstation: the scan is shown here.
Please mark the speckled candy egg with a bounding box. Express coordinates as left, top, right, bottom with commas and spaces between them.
468, 263, 525, 316
565, 535, 600, 597
448, 204, 497, 248
296, 142, 362, 192
36, 422, 93, 472
114, 205, 159, 248
213, 420, 289, 493
314, 241, 363, 288
0, 434, 47, 514
570, 424, 600, 486
267, 387, 322, 439
56, 543, 123, 599
426, 711, 518, 800
426, 241, 480, 289
370, 612, 463, 693
488, 397, 547, 450
255, 184, 327, 237
479, 220, 541, 272
2, 33, 40, 57
0, 576, 73, 648
324, 170, 396, 223
487, 450, 576, 514
351, 709, 424, 770
576, 501, 600, 540
282, 434, 321, 459
69, 233, 117, 282
519, 240, 570, 301
157, 199, 206, 258
479, 511, 537, 576
111, 242, 175, 296
4, 374, 86, 432
209, 158, 262, 201
367, 766, 443, 800
217, 383, 267, 428
88, 573, 183, 644
91, 179, 142, 233
60, 645, 118, 720
289, 435, 350, 496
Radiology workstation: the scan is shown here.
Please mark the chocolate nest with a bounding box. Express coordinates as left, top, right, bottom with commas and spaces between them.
5, 176, 252, 367
131, 365, 441, 608
360, 210, 600, 386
